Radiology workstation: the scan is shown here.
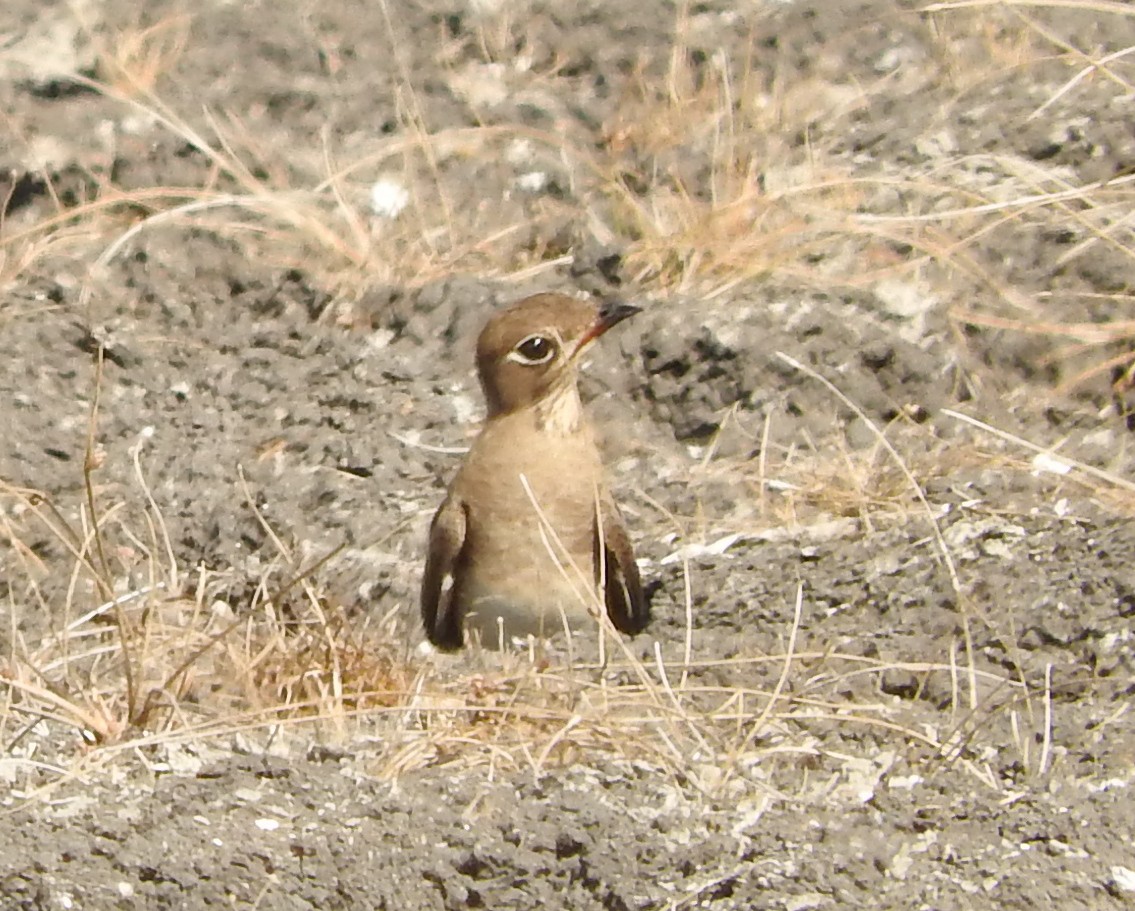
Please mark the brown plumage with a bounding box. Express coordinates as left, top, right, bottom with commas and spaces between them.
421, 292, 650, 649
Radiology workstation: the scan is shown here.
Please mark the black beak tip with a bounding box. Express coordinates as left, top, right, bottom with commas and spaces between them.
598, 301, 641, 327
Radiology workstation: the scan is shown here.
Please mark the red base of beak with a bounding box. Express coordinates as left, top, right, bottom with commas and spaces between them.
575, 302, 641, 354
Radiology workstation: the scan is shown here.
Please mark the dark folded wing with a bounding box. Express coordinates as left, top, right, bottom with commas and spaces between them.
420, 494, 468, 649
597, 494, 650, 634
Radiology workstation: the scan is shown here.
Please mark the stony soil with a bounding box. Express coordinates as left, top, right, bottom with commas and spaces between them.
2, 1, 1134, 909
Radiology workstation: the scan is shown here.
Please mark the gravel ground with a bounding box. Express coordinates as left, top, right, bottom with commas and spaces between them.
2, 1, 1134, 908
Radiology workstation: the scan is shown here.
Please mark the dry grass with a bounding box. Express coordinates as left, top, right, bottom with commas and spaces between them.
1, 510, 1045, 800
921, 2, 1135, 394
2, 354, 1094, 805
3, 1, 1127, 380
93, 14, 191, 96
3, 1, 1131, 358
0, 405, 1065, 804
1, 1, 1131, 800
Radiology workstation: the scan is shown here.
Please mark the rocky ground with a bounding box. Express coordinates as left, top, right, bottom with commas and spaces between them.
1, 0, 1134, 908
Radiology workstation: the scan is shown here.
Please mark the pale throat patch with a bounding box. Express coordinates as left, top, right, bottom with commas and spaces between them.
535, 382, 584, 434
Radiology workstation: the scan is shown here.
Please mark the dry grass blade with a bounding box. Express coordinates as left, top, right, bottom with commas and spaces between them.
923, 1, 1134, 15
773, 351, 978, 712
942, 408, 1135, 495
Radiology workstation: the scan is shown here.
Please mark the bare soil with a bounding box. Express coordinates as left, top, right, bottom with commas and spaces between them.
2, 1, 1134, 909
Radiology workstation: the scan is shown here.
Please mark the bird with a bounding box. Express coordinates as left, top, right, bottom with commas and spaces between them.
420, 292, 650, 650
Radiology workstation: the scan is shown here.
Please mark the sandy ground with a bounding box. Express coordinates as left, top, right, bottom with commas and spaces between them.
2, 0, 1134, 908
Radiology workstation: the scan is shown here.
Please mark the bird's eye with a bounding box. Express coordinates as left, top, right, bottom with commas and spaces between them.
509, 334, 556, 366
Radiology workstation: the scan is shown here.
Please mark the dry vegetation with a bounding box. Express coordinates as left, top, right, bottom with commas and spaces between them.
2, 0, 1133, 803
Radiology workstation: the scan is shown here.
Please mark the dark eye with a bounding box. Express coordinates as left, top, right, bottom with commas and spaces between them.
510, 334, 556, 365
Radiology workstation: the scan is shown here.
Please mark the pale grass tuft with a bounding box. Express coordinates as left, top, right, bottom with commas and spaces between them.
93, 14, 191, 96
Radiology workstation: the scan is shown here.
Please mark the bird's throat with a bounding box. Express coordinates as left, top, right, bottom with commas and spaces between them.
534, 383, 584, 435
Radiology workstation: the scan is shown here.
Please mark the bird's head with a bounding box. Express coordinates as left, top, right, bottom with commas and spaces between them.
475, 293, 640, 418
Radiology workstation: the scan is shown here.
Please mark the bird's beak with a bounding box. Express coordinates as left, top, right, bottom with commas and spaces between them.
571, 302, 641, 359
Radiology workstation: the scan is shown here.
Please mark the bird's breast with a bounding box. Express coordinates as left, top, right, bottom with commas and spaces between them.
450, 411, 607, 643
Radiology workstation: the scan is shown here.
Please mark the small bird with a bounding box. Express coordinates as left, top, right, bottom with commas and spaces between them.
421, 292, 650, 649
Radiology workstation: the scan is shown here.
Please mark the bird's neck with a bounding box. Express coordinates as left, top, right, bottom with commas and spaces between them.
532, 383, 584, 436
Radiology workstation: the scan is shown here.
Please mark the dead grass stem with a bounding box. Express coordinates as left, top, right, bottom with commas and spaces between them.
2, 0, 1127, 803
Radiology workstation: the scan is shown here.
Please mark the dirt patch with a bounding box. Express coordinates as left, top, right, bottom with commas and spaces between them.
2, 1, 1134, 909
